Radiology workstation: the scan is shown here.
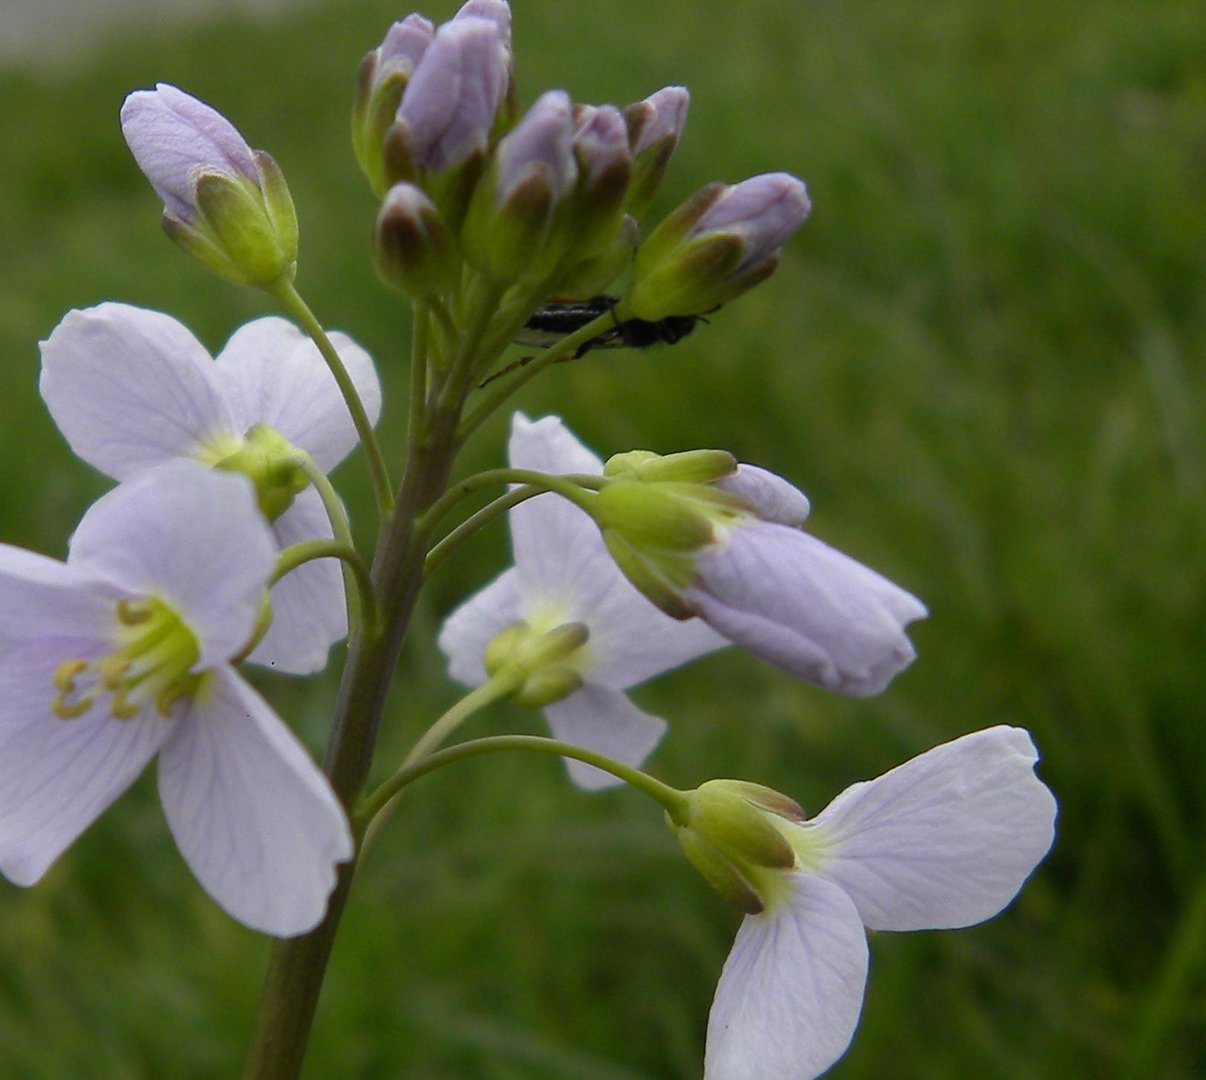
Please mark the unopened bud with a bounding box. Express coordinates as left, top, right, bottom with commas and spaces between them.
375, 182, 460, 297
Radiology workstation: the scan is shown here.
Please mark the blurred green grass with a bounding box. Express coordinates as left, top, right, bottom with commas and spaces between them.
1, 0, 1203, 1076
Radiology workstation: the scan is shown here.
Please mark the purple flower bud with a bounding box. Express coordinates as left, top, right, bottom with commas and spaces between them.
627, 85, 690, 155
120, 84, 298, 286
371, 14, 434, 94
374, 182, 459, 298
625, 172, 810, 320
496, 90, 576, 203
684, 523, 926, 696
394, 16, 510, 175
624, 86, 689, 217
574, 105, 630, 192
121, 83, 258, 223
693, 172, 810, 277
452, 0, 512, 48
713, 464, 811, 526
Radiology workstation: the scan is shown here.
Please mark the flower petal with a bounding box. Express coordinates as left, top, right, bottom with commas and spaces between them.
0, 643, 167, 886
247, 489, 346, 675
120, 83, 258, 220
705, 873, 868, 1080
68, 462, 276, 667
542, 683, 667, 791
212, 317, 381, 471
0, 546, 113, 645
438, 568, 526, 686
686, 523, 927, 696
507, 412, 605, 593
158, 667, 352, 936
714, 464, 810, 526
811, 726, 1058, 931
39, 303, 236, 480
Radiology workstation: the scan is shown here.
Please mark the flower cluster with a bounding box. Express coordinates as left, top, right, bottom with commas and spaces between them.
0, 1, 1058, 1076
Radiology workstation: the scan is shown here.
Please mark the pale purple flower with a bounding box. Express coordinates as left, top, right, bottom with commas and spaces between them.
39, 303, 381, 675
684, 517, 926, 696
120, 83, 258, 223
628, 85, 690, 155
370, 14, 435, 94
495, 90, 577, 204
395, 15, 510, 174
713, 464, 811, 526
693, 172, 811, 278
0, 462, 352, 936
702, 726, 1057, 1079
452, 0, 512, 45
439, 415, 725, 789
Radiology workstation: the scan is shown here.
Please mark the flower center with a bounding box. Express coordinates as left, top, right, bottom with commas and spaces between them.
52, 596, 202, 721
201, 423, 309, 521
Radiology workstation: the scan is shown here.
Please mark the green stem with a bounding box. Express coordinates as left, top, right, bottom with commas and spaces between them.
272, 539, 378, 638
243, 402, 464, 1080
418, 467, 600, 539
357, 670, 524, 861
457, 308, 619, 442
271, 280, 394, 519
360, 734, 688, 827
295, 455, 371, 640
423, 473, 605, 579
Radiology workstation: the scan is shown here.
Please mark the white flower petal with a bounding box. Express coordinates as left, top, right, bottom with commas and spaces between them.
67, 462, 276, 667
0, 643, 167, 886
811, 726, 1057, 931
158, 667, 352, 936
39, 303, 236, 479
687, 523, 926, 696
543, 683, 667, 791
213, 318, 381, 471
714, 464, 811, 526
705, 874, 868, 1080
506, 413, 608, 597
0, 546, 114, 645
247, 490, 346, 675
438, 568, 526, 686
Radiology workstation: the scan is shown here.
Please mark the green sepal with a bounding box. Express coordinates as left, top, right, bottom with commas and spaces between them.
193, 172, 296, 286
605, 449, 737, 485
674, 825, 765, 916
686, 781, 798, 871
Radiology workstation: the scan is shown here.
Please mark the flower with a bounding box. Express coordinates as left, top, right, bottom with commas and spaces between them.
120, 84, 298, 286
626, 172, 811, 321
461, 89, 578, 282
623, 85, 690, 217
39, 302, 382, 674
595, 452, 926, 696
676, 726, 1058, 1079
438, 415, 725, 789
0, 462, 353, 936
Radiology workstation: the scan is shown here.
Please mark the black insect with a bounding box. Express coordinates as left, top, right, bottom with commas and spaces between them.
515, 295, 707, 358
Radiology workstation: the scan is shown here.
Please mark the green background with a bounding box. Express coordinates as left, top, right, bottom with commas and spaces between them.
1, 0, 1202, 1075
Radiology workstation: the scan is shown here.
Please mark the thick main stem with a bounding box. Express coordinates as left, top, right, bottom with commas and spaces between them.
242, 403, 462, 1079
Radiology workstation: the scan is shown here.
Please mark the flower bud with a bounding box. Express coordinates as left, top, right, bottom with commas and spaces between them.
374, 182, 460, 298
554, 215, 637, 298
559, 104, 632, 260
605, 448, 737, 485
460, 90, 577, 284
625, 172, 810, 321
210, 423, 308, 521
353, 15, 435, 196
483, 619, 590, 707
121, 84, 298, 287
670, 778, 801, 914
624, 86, 689, 218
383, 15, 511, 227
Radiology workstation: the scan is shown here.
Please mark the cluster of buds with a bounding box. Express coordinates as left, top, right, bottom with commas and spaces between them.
357, 0, 809, 326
